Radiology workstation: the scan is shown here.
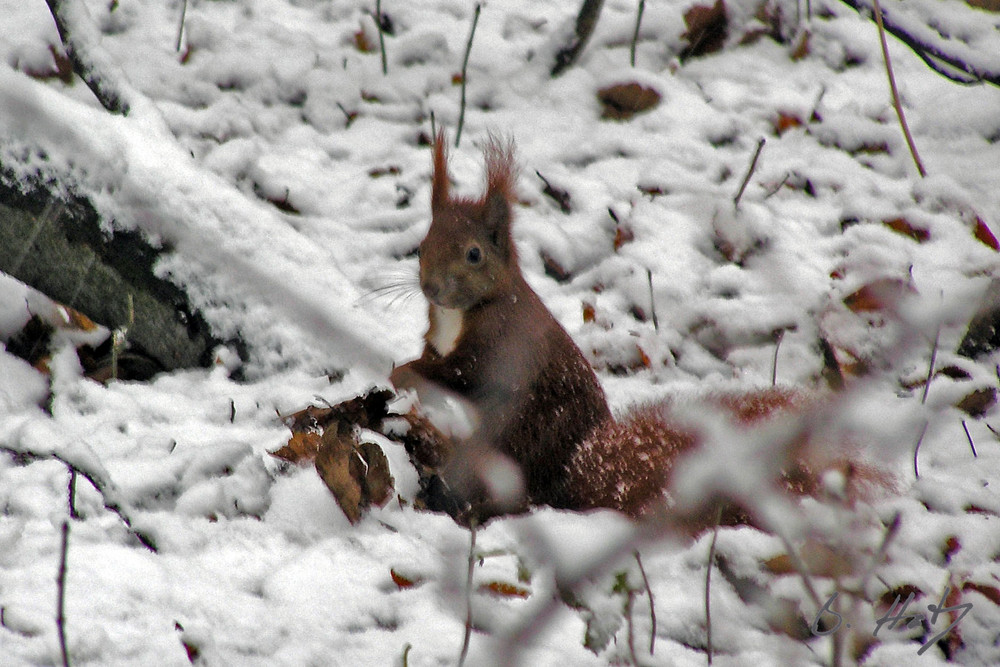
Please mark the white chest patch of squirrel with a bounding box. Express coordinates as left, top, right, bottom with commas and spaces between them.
428, 304, 463, 357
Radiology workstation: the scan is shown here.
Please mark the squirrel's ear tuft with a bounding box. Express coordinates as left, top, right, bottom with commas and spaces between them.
483, 133, 517, 205
431, 130, 450, 209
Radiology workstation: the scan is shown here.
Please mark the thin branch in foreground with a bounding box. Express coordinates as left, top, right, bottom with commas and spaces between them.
56, 521, 71, 667
634, 551, 656, 655
454, 4, 482, 149
630, 0, 645, 67
733, 137, 766, 208
457, 521, 478, 667
771, 328, 785, 386
43, 0, 130, 115
0, 445, 157, 552
871, 0, 927, 177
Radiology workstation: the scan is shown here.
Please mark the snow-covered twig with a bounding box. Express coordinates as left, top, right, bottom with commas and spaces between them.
0, 445, 157, 552
374, 0, 388, 75
43, 0, 130, 115
838, 0, 1000, 87
705, 510, 721, 665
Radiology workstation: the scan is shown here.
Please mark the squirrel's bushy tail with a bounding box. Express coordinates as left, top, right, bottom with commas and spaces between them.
567, 387, 891, 533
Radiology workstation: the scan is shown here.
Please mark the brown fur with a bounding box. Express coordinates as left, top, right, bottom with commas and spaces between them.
392, 132, 612, 511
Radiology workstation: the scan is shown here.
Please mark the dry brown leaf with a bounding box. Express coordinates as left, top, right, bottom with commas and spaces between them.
481, 581, 530, 599
613, 225, 635, 251
955, 387, 997, 417
974, 216, 1000, 251
774, 113, 803, 136
791, 30, 811, 61
680, 0, 728, 60
883, 217, 930, 243
962, 582, 1000, 605
316, 430, 364, 524
597, 82, 662, 120
582, 302, 596, 324
271, 431, 323, 464
390, 568, 424, 590
354, 29, 374, 52
540, 250, 571, 283
943, 535, 962, 563
843, 278, 914, 313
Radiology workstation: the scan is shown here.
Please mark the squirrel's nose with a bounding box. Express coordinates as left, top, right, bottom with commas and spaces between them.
422, 279, 440, 301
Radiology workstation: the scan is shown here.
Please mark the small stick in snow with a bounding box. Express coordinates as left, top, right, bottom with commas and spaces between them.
913, 419, 929, 479
457, 521, 478, 667
705, 505, 722, 665
871, 0, 927, 177
646, 269, 658, 333
335, 102, 358, 127
56, 521, 71, 667
454, 4, 482, 149
176, 0, 188, 52
67, 468, 81, 520
634, 550, 656, 655
961, 420, 978, 458
771, 328, 785, 386
374, 0, 387, 75
733, 137, 765, 208
630, 0, 645, 68
921, 320, 941, 405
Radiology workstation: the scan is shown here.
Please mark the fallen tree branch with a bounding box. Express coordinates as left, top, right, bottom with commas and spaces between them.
838, 0, 1000, 87
44, 0, 131, 115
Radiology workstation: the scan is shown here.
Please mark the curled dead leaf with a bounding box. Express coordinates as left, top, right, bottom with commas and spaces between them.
597, 82, 661, 120
481, 581, 530, 599
843, 278, 915, 313
680, 0, 728, 60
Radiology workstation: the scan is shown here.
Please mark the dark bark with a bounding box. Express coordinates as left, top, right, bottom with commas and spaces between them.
0, 168, 223, 376
551, 0, 605, 77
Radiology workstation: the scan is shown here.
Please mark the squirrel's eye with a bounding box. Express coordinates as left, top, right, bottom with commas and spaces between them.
466, 246, 483, 264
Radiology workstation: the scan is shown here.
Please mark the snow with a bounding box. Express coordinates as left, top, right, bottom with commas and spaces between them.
2, 0, 1000, 664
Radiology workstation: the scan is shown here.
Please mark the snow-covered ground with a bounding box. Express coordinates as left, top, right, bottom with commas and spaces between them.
2, 0, 1000, 664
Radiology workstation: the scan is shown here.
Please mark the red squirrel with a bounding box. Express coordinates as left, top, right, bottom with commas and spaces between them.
390, 132, 885, 526
390, 131, 612, 516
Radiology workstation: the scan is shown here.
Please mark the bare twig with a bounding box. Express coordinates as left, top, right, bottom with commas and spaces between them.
458, 521, 478, 667
552, 0, 605, 76
0, 445, 157, 552
733, 138, 766, 208
44, 0, 130, 115
705, 505, 722, 665
454, 4, 482, 149
962, 420, 978, 458
645, 269, 658, 333
56, 521, 71, 667
625, 586, 639, 666
871, 0, 927, 177
772, 328, 785, 386
634, 551, 656, 655
67, 468, 81, 520
630, 0, 645, 67
921, 321, 941, 405
913, 419, 929, 479
374, 0, 388, 75
176, 0, 188, 52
